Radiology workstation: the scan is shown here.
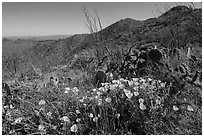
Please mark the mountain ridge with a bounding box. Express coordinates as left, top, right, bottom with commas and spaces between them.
3, 5, 202, 78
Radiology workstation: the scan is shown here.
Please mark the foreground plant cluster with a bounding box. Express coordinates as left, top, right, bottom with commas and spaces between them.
2, 74, 201, 135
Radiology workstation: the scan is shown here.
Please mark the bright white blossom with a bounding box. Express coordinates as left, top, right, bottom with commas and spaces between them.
53, 126, 57, 130
79, 99, 84, 103
160, 82, 166, 88
173, 105, 179, 111
118, 83, 125, 89
93, 117, 99, 122
14, 117, 23, 124
140, 83, 147, 90
155, 98, 162, 105
124, 89, 133, 99
133, 91, 139, 97
76, 118, 81, 122
70, 124, 78, 132
61, 116, 70, 122
47, 112, 52, 118
98, 87, 105, 92
96, 91, 102, 96
139, 78, 146, 83
92, 88, 97, 92
148, 78, 152, 81
138, 98, 145, 104
133, 86, 139, 91
38, 100, 46, 105
132, 78, 139, 82
89, 113, 94, 118
105, 97, 112, 103
109, 84, 118, 90
10, 104, 14, 109
139, 104, 147, 110
72, 87, 79, 94
112, 80, 119, 84
98, 99, 103, 106
119, 78, 128, 82
116, 113, 120, 118
65, 87, 71, 91
76, 110, 80, 114
38, 124, 45, 131
128, 80, 134, 86
83, 96, 87, 99
187, 105, 194, 112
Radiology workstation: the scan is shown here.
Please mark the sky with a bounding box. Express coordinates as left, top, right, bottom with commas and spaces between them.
2, 2, 202, 36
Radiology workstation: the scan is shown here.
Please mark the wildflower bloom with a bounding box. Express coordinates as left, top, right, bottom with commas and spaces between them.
92, 88, 97, 92
160, 82, 166, 88
133, 86, 139, 91
79, 99, 84, 102
173, 105, 179, 111
95, 95, 99, 99
101, 82, 109, 86
140, 83, 147, 90
10, 104, 14, 109
155, 98, 162, 105
38, 100, 46, 105
98, 99, 103, 106
72, 87, 79, 95
96, 91, 102, 96
105, 97, 112, 103
110, 84, 118, 90
98, 87, 105, 92
187, 105, 194, 112
132, 78, 139, 82
133, 91, 139, 97
112, 80, 119, 84
148, 78, 152, 81
76, 110, 80, 114
138, 98, 145, 104
65, 87, 71, 91
38, 124, 45, 131
35, 110, 40, 116
70, 124, 78, 132
53, 126, 57, 130
89, 113, 94, 118
124, 89, 133, 99
119, 78, 128, 82
118, 83, 125, 89
139, 78, 146, 83
116, 113, 120, 118
47, 112, 52, 118
128, 80, 134, 86
83, 96, 87, 99
93, 117, 99, 122
14, 117, 23, 124
61, 116, 70, 123
139, 103, 147, 110
76, 118, 81, 122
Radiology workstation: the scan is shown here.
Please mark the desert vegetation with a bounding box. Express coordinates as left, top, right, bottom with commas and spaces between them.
2, 5, 202, 135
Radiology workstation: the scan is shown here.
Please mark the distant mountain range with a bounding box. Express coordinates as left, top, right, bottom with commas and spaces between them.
3, 35, 72, 41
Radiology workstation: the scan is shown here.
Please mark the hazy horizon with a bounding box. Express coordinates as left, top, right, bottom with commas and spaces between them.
3, 2, 202, 37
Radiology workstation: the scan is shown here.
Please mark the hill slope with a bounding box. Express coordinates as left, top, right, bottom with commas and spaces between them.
4, 6, 202, 77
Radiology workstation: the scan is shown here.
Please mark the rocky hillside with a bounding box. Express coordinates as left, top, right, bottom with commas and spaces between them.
8, 5, 201, 78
